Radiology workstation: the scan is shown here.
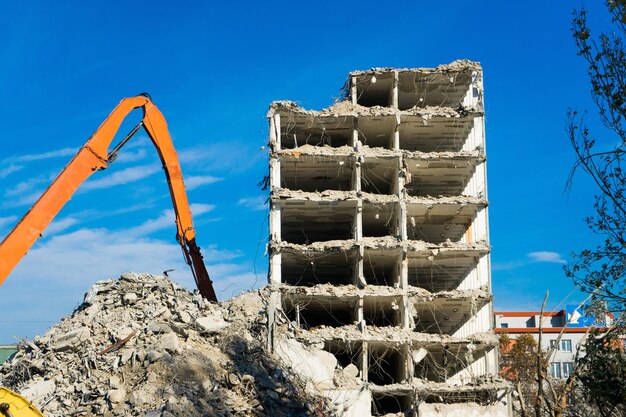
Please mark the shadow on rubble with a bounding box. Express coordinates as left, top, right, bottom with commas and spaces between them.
166, 334, 335, 417
223, 334, 336, 417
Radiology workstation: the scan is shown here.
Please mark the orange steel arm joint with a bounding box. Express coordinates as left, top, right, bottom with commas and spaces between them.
0, 94, 217, 302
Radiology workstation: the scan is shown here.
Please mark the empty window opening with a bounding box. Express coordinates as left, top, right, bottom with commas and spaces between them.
404, 159, 476, 197
407, 256, 477, 292
324, 341, 362, 373
355, 73, 395, 108
281, 202, 355, 244
399, 117, 473, 152
280, 116, 353, 149
363, 297, 402, 327
371, 392, 412, 416
283, 297, 356, 329
281, 156, 353, 192
397, 72, 472, 110
413, 302, 469, 335
422, 391, 495, 406
281, 251, 356, 286
362, 202, 398, 238
361, 158, 397, 195
368, 344, 407, 385
407, 223, 469, 243
406, 204, 477, 243
358, 116, 395, 149
413, 345, 468, 383
363, 249, 400, 287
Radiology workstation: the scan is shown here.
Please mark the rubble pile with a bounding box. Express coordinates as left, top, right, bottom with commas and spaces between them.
0, 273, 335, 417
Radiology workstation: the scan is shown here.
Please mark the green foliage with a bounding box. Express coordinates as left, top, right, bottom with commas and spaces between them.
566, 0, 626, 311
499, 333, 539, 382
577, 329, 626, 415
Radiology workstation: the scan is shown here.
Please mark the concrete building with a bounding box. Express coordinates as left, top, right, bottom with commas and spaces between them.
267, 61, 509, 416
494, 307, 610, 379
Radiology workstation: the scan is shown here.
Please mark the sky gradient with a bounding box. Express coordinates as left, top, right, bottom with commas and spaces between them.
0, 1, 614, 343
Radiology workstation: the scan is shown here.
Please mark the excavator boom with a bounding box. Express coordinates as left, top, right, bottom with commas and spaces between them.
0, 95, 217, 302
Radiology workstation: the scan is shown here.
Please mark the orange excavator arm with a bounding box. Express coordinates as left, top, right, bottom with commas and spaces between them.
0, 94, 217, 302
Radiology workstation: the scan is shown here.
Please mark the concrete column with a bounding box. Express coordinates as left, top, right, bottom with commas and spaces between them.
392, 70, 399, 109
351, 76, 358, 105
393, 114, 401, 150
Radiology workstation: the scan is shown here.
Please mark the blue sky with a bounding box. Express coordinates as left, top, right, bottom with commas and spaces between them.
0, 1, 614, 343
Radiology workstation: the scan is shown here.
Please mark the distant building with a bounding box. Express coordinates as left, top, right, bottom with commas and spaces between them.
0, 345, 16, 364
494, 305, 611, 379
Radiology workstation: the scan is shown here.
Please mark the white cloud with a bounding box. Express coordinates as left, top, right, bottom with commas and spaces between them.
0, 148, 77, 182
124, 210, 176, 237
69, 202, 157, 222
8, 147, 76, 163
81, 164, 160, 191
0, 215, 18, 229
493, 251, 568, 271
237, 196, 267, 211
190, 203, 215, 216
118, 204, 215, 238
117, 148, 148, 163
0, 215, 18, 236
528, 251, 567, 265
178, 142, 263, 173
2, 189, 44, 209
5, 172, 56, 198
185, 175, 222, 190
0, 164, 24, 179
45, 217, 80, 235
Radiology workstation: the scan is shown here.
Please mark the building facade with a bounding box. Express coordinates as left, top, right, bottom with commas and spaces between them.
494, 307, 609, 379
267, 61, 510, 416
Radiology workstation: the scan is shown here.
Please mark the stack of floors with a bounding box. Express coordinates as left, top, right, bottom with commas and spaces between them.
267, 61, 509, 416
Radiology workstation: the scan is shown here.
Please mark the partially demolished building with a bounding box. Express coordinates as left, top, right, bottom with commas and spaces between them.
267, 61, 509, 416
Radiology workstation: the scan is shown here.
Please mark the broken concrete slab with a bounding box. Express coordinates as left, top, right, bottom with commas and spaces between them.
418, 402, 508, 417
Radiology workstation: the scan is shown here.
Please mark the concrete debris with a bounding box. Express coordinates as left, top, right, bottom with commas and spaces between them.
269, 100, 482, 118
0, 273, 341, 417
280, 283, 491, 301
418, 402, 508, 417
275, 144, 485, 161
272, 189, 361, 202
273, 338, 336, 391
195, 315, 229, 333
270, 238, 490, 254
348, 59, 483, 76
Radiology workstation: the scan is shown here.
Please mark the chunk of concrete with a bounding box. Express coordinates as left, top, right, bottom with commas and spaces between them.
418, 402, 509, 417
107, 388, 126, 403
412, 347, 428, 363
274, 338, 336, 391
109, 375, 121, 389
20, 379, 56, 406
324, 387, 371, 417
147, 322, 172, 334
114, 326, 135, 341
195, 315, 229, 333
123, 292, 138, 305
51, 327, 91, 352
158, 332, 180, 353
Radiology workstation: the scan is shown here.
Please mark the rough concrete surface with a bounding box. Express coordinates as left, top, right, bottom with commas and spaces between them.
418, 402, 508, 417
0, 273, 346, 417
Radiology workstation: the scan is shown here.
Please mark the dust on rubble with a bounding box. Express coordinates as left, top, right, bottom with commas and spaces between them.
0, 273, 336, 417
